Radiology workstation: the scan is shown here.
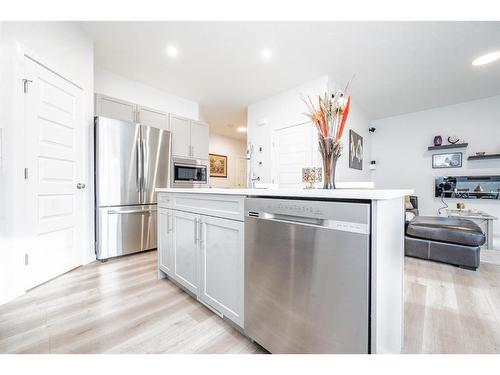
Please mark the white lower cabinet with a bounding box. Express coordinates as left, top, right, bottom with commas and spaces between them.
171, 210, 200, 295
199, 215, 244, 327
158, 208, 173, 276
158, 194, 244, 328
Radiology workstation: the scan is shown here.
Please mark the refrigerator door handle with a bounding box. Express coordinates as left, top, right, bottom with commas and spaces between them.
141, 137, 147, 196
136, 138, 142, 196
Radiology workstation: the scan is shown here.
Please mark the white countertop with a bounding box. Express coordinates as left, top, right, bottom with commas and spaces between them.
155, 187, 413, 200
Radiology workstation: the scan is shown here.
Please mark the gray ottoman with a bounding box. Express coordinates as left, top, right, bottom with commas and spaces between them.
405, 216, 486, 271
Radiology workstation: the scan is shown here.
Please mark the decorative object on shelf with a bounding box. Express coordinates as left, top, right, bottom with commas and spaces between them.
427, 143, 468, 151
433, 135, 443, 147
457, 202, 465, 209
349, 130, 363, 170
447, 135, 460, 145
209, 153, 227, 178
302, 81, 353, 189
474, 184, 484, 193
432, 152, 462, 169
302, 167, 322, 189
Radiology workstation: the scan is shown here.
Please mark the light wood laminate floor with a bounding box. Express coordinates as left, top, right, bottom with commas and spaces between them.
1, 250, 500, 354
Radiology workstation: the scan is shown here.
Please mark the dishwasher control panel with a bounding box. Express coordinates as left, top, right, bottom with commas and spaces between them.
245, 197, 370, 234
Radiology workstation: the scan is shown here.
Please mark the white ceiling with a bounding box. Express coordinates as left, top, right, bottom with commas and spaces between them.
81, 21, 500, 140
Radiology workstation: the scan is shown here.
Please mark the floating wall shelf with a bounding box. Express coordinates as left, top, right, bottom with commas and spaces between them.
468, 154, 500, 161
427, 143, 468, 151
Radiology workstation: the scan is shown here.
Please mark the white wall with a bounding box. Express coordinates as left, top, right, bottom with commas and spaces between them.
372, 95, 500, 248
208, 133, 247, 188
247, 75, 372, 185
0, 21, 94, 304
94, 67, 199, 120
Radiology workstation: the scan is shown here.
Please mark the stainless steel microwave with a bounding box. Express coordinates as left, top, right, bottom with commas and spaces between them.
171, 158, 208, 188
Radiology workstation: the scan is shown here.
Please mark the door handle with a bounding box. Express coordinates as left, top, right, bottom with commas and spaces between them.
76, 183, 86, 189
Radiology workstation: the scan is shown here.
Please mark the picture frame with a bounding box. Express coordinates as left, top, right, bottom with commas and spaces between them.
432, 152, 462, 169
349, 130, 363, 170
209, 153, 228, 178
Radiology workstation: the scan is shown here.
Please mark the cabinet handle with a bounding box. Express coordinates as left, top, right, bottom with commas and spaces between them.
194, 217, 198, 243
199, 218, 203, 244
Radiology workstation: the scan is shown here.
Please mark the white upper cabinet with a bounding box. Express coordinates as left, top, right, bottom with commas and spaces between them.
137, 105, 169, 130
170, 115, 191, 158
95, 94, 137, 123
170, 115, 209, 160
95, 94, 208, 160
190, 120, 209, 159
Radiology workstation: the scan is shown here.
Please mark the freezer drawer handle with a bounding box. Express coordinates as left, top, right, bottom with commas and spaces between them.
108, 208, 157, 215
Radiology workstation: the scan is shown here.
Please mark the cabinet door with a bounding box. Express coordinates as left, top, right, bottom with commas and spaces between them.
95, 94, 137, 123
158, 208, 172, 276
170, 115, 191, 158
190, 120, 209, 160
172, 210, 199, 294
199, 216, 244, 327
137, 106, 169, 130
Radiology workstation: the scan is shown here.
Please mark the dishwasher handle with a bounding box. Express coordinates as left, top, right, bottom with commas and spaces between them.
254, 212, 327, 227
248, 211, 370, 234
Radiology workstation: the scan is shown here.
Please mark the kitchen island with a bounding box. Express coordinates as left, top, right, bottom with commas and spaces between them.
155, 188, 412, 354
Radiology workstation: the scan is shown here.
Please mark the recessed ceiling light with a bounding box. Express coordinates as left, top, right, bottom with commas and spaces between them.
472, 51, 500, 66
166, 45, 179, 58
259, 48, 273, 61
237, 127, 247, 133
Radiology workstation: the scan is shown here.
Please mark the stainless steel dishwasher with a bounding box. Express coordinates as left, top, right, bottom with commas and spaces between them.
244, 197, 371, 353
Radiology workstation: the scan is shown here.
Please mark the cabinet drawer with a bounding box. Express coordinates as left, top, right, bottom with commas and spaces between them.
172, 194, 245, 221
158, 193, 173, 208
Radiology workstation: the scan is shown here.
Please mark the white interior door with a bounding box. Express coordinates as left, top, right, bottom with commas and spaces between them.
24, 57, 85, 289
271, 122, 314, 187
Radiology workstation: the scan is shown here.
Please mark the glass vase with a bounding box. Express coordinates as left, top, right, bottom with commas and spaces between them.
318, 136, 342, 190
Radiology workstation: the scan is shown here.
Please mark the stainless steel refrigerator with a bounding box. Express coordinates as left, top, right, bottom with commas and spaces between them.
94, 116, 172, 260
